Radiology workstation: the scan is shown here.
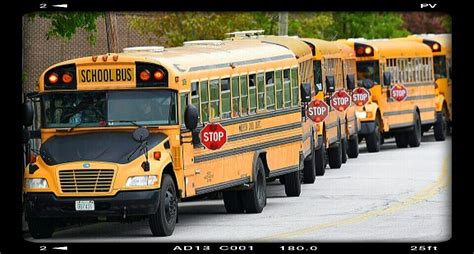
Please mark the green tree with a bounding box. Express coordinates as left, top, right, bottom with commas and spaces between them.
29, 12, 102, 45
330, 12, 410, 39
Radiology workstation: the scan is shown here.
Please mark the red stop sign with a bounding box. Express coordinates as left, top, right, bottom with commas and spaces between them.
306, 99, 329, 123
200, 123, 227, 150
390, 84, 408, 102
352, 87, 370, 106
330, 89, 352, 112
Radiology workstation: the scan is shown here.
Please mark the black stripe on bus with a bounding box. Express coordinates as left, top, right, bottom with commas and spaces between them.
389, 122, 413, 129
405, 94, 436, 101
326, 121, 339, 129
188, 54, 295, 72
228, 122, 301, 142
220, 107, 300, 126
383, 107, 435, 117
268, 165, 299, 178
195, 176, 251, 196
422, 119, 436, 125
194, 135, 302, 163
403, 82, 436, 87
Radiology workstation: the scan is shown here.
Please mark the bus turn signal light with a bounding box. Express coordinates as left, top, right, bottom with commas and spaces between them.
62, 72, 73, 83
153, 151, 161, 160
140, 70, 151, 81
364, 47, 372, 55
154, 70, 164, 81
48, 73, 59, 84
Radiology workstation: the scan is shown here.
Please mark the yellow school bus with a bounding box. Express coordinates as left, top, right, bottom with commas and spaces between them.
339, 39, 437, 152
301, 38, 360, 172
403, 34, 452, 140
22, 39, 313, 238
226, 31, 321, 184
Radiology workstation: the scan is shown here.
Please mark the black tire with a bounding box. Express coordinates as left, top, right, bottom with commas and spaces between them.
27, 218, 55, 239
327, 133, 342, 169
303, 136, 316, 184
279, 175, 286, 185
366, 120, 381, 152
395, 133, 409, 148
284, 169, 302, 197
408, 112, 422, 147
433, 111, 447, 141
347, 134, 359, 158
315, 144, 326, 176
149, 174, 178, 236
223, 191, 244, 213
242, 159, 266, 213
341, 138, 348, 164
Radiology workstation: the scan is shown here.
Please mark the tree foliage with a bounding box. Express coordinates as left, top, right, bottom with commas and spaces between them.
29, 12, 102, 45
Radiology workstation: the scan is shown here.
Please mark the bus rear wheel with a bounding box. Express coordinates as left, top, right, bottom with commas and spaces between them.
223, 191, 244, 213
315, 144, 326, 176
395, 133, 409, 148
327, 135, 342, 169
347, 134, 359, 158
149, 174, 178, 236
303, 137, 316, 184
242, 158, 267, 213
434, 110, 447, 141
366, 120, 381, 153
341, 138, 348, 164
408, 112, 422, 147
27, 218, 55, 239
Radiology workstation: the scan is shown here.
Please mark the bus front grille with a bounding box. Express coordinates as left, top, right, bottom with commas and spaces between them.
59, 169, 115, 193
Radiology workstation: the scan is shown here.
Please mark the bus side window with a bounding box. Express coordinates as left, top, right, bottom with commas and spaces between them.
266, 71, 275, 110
275, 70, 283, 109
231, 76, 240, 117
257, 72, 265, 110
249, 74, 257, 114
209, 79, 220, 120
291, 67, 299, 106
283, 69, 291, 107
191, 82, 200, 122
240, 75, 249, 115
180, 93, 189, 127
221, 78, 231, 119
200, 80, 209, 123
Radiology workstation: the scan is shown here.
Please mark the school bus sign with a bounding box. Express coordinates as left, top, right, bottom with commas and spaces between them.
200, 123, 227, 150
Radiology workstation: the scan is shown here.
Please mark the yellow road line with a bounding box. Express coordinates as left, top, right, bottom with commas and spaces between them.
258, 156, 451, 241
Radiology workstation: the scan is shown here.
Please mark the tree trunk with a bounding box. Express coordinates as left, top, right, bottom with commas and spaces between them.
105, 12, 119, 53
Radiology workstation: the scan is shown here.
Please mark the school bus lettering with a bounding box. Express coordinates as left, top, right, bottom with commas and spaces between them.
79, 68, 133, 83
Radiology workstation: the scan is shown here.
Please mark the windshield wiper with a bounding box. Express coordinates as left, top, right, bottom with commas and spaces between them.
66, 121, 85, 132
108, 120, 143, 127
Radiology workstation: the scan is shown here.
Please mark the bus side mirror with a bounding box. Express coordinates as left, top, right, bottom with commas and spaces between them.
22, 100, 34, 127
300, 83, 312, 103
184, 104, 199, 131
383, 71, 392, 86
346, 74, 356, 90
326, 76, 335, 93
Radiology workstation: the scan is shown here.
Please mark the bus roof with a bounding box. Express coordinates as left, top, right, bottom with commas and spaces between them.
339, 39, 433, 58
407, 34, 451, 55
258, 36, 313, 61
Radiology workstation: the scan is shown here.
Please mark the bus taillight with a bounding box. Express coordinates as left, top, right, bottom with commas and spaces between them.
48, 73, 59, 84
422, 39, 442, 52
136, 62, 168, 87
62, 72, 73, 84
44, 64, 77, 90
355, 43, 374, 57
139, 69, 151, 81
153, 70, 164, 81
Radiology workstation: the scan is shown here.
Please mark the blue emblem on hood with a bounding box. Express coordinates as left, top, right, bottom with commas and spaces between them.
83, 163, 90, 168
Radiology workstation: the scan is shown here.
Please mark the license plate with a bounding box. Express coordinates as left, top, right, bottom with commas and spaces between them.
75, 200, 95, 211
77, 66, 135, 84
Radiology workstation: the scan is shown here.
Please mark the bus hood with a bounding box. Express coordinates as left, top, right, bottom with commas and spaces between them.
40, 131, 168, 165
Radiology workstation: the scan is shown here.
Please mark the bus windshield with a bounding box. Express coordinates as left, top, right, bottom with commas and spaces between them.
433, 56, 447, 79
42, 90, 177, 128
356, 61, 380, 87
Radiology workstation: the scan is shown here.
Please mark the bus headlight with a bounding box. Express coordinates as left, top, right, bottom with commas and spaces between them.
355, 111, 367, 119
126, 175, 158, 187
25, 178, 49, 189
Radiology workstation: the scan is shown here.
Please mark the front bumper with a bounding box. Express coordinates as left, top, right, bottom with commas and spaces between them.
358, 121, 376, 135
24, 189, 160, 219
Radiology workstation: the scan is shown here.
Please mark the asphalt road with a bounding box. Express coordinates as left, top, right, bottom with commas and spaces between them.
25, 132, 451, 243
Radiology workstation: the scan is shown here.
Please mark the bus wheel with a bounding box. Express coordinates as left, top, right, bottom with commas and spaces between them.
315, 144, 326, 176
408, 112, 422, 147
284, 158, 302, 197
242, 158, 267, 213
395, 133, 409, 148
27, 218, 55, 239
327, 137, 342, 169
303, 137, 316, 184
433, 110, 447, 141
279, 175, 285, 185
149, 174, 177, 236
341, 138, 348, 164
223, 191, 244, 213
347, 134, 359, 159
366, 120, 381, 152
